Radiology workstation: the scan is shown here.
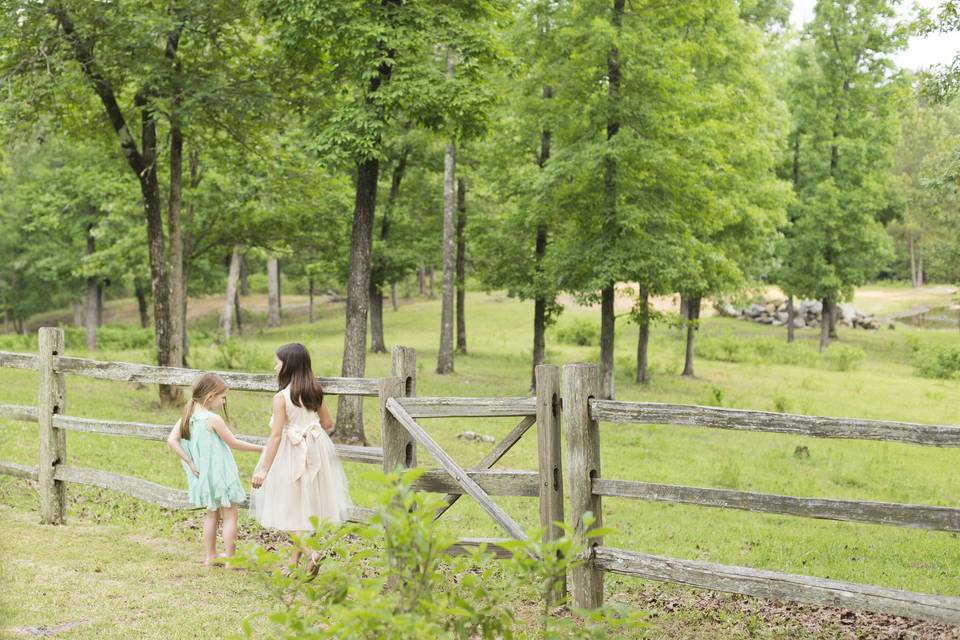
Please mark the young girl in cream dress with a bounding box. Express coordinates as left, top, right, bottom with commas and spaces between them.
249, 343, 351, 571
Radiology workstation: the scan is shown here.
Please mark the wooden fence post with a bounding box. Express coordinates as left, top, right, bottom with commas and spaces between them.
391, 345, 417, 397
38, 327, 66, 524
536, 364, 565, 604
562, 363, 603, 609
381, 346, 417, 473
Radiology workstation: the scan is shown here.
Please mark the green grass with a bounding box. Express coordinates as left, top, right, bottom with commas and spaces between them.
4, 285, 960, 637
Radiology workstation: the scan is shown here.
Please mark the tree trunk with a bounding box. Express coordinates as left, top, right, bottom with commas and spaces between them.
182, 148, 200, 365
370, 145, 408, 354
636, 285, 650, 384
787, 295, 796, 343
267, 257, 280, 328
918, 250, 924, 287
73, 302, 84, 327
239, 252, 249, 296
85, 226, 97, 351
308, 277, 315, 323
437, 137, 457, 374
220, 247, 241, 340
455, 177, 467, 354
828, 301, 838, 339
370, 278, 386, 353
336, 157, 380, 444
135, 281, 149, 329
681, 294, 701, 377
52, 5, 175, 404
391, 282, 398, 311
819, 298, 831, 351
96, 283, 104, 326
598, 0, 624, 400
531, 84, 553, 391
600, 285, 616, 399
428, 266, 435, 298
168, 116, 185, 369
234, 286, 243, 334
418, 266, 426, 296
909, 235, 918, 288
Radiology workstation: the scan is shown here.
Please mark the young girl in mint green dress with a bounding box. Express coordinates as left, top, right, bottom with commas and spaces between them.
166, 373, 263, 565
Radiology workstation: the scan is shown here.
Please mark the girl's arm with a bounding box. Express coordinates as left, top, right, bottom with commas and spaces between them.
166, 421, 199, 477
319, 402, 334, 434
252, 393, 286, 488
208, 414, 264, 453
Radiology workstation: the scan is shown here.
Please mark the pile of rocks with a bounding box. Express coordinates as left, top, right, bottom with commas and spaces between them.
716, 299, 880, 330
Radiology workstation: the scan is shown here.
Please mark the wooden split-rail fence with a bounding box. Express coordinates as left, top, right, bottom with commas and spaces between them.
3, 328, 960, 625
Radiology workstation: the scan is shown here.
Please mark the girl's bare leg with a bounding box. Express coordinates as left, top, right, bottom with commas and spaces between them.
203, 509, 220, 565
220, 506, 239, 558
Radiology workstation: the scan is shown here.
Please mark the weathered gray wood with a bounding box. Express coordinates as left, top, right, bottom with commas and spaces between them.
381, 376, 415, 472
334, 444, 384, 465
0, 460, 38, 480
447, 537, 513, 559
433, 415, 535, 521
0, 350, 40, 371
397, 396, 536, 418
386, 398, 528, 541
591, 400, 960, 447
51, 356, 380, 396
54, 464, 194, 510
593, 479, 960, 533
0, 403, 38, 422
563, 363, 603, 609
391, 345, 417, 397
413, 468, 538, 497
593, 546, 960, 626
536, 364, 565, 604
38, 328, 67, 524
346, 506, 375, 523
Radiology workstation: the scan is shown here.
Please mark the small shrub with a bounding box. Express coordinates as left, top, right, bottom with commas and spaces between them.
822, 345, 865, 372
208, 340, 272, 372
238, 470, 645, 639
554, 319, 599, 347
914, 345, 960, 380
772, 395, 792, 413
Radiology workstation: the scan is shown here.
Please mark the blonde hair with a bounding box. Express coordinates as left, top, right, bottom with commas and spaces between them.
179, 373, 230, 439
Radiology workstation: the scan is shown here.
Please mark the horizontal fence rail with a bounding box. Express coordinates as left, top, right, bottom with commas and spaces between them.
397, 396, 536, 418
0, 403, 383, 465
593, 479, 960, 533
591, 400, 960, 447
593, 546, 960, 626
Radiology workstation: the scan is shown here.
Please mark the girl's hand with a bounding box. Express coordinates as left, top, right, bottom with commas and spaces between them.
189, 462, 200, 477
252, 469, 267, 488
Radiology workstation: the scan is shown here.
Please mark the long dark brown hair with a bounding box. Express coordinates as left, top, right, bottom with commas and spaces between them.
180, 373, 230, 439
276, 343, 324, 412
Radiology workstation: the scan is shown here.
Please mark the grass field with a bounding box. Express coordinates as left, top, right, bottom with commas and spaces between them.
3, 283, 960, 638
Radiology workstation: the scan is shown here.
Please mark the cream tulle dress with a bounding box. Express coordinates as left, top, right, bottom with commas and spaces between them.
249, 387, 351, 531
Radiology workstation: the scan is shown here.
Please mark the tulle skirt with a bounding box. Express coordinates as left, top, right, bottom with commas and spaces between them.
249, 425, 351, 531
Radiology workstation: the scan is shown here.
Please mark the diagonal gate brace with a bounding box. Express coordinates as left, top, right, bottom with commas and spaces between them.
386, 398, 529, 541
433, 414, 535, 521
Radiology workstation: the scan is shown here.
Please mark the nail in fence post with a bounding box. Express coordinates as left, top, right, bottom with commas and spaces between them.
536, 364, 565, 604
38, 327, 66, 524
562, 363, 603, 609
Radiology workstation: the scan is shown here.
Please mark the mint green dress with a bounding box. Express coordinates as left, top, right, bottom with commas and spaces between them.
181, 409, 246, 511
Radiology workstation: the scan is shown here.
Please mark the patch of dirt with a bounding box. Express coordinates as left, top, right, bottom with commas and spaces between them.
618, 588, 960, 639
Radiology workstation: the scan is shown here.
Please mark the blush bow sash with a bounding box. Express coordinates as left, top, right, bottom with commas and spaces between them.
285, 422, 325, 482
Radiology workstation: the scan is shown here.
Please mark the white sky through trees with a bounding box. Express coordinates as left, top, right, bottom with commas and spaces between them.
790, 0, 959, 70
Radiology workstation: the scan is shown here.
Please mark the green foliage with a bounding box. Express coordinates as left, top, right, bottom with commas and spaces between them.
238, 470, 644, 639
204, 340, 273, 372
822, 344, 866, 372
695, 335, 864, 371
914, 345, 960, 380
552, 319, 599, 347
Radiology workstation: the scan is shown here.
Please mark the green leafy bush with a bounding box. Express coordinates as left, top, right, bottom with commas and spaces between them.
554, 319, 599, 347
822, 344, 866, 372
238, 470, 643, 639
914, 345, 960, 380
203, 340, 273, 372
